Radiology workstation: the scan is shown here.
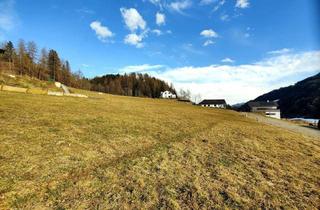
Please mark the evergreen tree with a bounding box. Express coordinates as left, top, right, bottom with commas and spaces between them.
4, 41, 15, 72
48, 50, 61, 81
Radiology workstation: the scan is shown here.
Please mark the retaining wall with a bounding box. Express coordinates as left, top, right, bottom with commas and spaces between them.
0, 84, 88, 98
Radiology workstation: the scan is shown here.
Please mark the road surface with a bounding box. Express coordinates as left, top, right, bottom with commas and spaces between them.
244, 113, 320, 139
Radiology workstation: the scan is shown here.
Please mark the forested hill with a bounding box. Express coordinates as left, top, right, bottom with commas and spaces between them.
240, 73, 320, 118
90, 73, 176, 98
0, 39, 175, 98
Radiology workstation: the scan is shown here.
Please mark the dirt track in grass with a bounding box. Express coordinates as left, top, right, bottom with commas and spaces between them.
246, 113, 320, 139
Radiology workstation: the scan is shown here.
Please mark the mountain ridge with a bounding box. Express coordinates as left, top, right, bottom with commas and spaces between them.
239, 73, 320, 118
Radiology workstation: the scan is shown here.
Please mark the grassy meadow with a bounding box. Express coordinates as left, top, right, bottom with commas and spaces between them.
0, 90, 319, 209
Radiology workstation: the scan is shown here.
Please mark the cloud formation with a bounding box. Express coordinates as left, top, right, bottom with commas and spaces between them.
203, 40, 214, 47
124, 33, 145, 48
118, 51, 320, 104
90, 21, 114, 42
120, 8, 146, 32
221, 58, 235, 63
152, 29, 162, 36
156, 12, 166, 26
236, 0, 250, 9
268, 48, 292, 55
120, 8, 148, 48
200, 29, 218, 38
119, 64, 165, 73
169, 0, 192, 13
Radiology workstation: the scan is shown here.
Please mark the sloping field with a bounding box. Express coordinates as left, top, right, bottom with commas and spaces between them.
0, 91, 319, 209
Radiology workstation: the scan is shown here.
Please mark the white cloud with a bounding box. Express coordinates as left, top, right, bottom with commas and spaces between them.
0, 0, 18, 31
236, 0, 250, 8
221, 58, 235, 63
90, 21, 114, 42
200, 29, 218, 38
120, 8, 146, 32
119, 64, 165, 73
124, 33, 145, 48
152, 29, 163, 36
169, 0, 192, 13
203, 40, 215, 46
118, 51, 320, 104
268, 48, 292, 55
156, 12, 166, 26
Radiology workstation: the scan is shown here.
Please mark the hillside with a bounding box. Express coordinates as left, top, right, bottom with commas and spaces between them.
1, 39, 175, 99
90, 73, 176, 98
240, 73, 320, 118
0, 87, 319, 209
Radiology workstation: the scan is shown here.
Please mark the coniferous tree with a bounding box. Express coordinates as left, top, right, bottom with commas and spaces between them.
48, 50, 61, 81
3, 41, 15, 72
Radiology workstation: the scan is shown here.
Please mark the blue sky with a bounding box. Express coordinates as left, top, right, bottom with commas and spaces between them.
0, 0, 320, 103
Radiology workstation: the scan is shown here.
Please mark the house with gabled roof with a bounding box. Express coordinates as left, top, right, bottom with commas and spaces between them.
199, 99, 227, 109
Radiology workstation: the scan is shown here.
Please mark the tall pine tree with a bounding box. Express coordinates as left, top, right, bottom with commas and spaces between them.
48, 50, 61, 81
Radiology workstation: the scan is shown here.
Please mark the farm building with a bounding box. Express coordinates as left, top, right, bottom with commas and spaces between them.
160, 90, 177, 99
199, 99, 227, 108
248, 101, 281, 119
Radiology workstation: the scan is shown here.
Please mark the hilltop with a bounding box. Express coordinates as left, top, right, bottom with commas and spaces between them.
0, 83, 319, 209
239, 72, 320, 118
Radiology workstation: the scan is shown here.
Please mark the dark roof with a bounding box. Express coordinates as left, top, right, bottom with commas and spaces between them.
199, 99, 226, 105
178, 99, 191, 102
248, 101, 278, 107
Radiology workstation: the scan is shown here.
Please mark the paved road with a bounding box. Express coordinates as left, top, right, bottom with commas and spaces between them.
244, 113, 320, 139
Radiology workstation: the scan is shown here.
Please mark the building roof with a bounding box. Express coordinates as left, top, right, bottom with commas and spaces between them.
248, 101, 278, 107
199, 99, 226, 105
264, 109, 280, 112
178, 99, 191, 102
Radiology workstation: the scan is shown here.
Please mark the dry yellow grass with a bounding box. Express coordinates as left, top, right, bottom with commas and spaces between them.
0, 90, 319, 209
0, 73, 60, 91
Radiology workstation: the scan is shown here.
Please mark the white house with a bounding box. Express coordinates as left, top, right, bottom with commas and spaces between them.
248, 101, 281, 119
160, 90, 177, 99
198, 99, 227, 108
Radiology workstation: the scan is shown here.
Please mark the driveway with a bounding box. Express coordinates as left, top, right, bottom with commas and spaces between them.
244, 113, 320, 139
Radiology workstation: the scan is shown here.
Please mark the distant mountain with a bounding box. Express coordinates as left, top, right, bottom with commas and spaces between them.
239, 73, 320, 118
232, 102, 245, 108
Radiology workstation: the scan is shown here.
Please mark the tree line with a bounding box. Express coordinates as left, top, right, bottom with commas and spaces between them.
0, 40, 91, 89
91, 73, 176, 98
0, 39, 176, 98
